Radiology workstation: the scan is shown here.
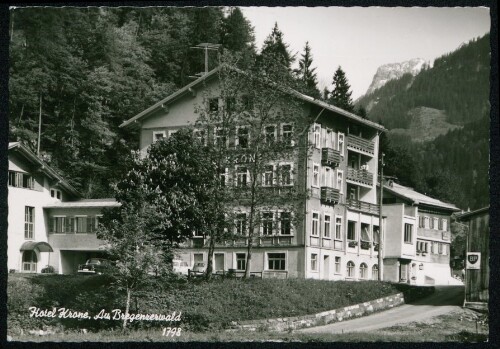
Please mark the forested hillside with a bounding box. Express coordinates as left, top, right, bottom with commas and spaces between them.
9, 7, 256, 197
370, 34, 491, 210
357, 33, 490, 129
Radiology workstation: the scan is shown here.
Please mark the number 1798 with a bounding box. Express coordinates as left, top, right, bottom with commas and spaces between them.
162, 327, 182, 337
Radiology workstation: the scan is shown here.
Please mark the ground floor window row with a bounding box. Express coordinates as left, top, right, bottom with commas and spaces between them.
416, 240, 448, 255
311, 253, 379, 280
192, 251, 288, 272
49, 215, 102, 234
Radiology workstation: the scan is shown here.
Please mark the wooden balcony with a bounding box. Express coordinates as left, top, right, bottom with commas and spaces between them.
347, 134, 375, 155
346, 198, 380, 215
320, 187, 340, 205
347, 167, 373, 187
321, 148, 341, 168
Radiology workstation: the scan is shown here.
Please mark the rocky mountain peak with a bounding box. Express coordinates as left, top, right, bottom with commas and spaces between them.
365, 58, 428, 96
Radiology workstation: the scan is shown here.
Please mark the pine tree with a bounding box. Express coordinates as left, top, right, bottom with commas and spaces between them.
220, 7, 256, 68
328, 66, 354, 112
259, 22, 294, 71
357, 106, 368, 119
294, 41, 320, 98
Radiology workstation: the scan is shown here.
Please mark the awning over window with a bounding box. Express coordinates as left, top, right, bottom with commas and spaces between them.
20, 241, 53, 253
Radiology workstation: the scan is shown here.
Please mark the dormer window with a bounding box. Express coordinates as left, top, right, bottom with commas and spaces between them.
50, 189, 62, 200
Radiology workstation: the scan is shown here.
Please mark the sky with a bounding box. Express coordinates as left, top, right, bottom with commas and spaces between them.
240, 6, 491, 100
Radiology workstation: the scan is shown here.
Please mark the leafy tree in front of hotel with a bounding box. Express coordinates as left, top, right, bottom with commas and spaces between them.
195, 51, 311, 279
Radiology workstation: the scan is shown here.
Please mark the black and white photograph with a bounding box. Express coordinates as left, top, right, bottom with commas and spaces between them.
2, 2, 495, 343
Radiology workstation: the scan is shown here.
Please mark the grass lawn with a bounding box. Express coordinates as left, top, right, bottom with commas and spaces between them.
8, 273, 431, 335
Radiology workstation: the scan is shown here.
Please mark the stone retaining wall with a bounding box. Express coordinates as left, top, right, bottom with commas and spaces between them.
227, 292, 405, 332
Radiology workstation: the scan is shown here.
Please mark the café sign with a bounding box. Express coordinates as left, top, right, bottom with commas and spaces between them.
466, 252, 481, 270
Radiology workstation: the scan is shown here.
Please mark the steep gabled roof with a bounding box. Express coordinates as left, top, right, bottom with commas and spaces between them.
8, 142, 81, 198
382, 181, 460, 211
119, 65, 386, 132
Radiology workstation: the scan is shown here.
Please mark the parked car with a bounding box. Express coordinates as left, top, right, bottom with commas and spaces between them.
77, 258, 112, 275
192, 262, 206, 274
172, 260, 190, 276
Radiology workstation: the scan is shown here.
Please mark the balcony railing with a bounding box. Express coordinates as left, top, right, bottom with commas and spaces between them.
347, 134, 375, 155
321, 148, 341, 168
346, 198, 380, 215
347, 167, 373, 186
320, 187, 340, 205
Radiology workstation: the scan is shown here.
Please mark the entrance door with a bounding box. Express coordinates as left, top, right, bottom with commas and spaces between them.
323, 255, 330, 280
214, 253, 225, 271
399, 262, 409, 283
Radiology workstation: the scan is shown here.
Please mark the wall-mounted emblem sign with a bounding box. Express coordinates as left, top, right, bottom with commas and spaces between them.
466, 252, 481, 270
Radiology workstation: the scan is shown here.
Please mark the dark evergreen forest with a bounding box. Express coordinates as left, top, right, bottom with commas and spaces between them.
8, 7, 490, 210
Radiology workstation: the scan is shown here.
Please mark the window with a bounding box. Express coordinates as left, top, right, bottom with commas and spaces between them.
418, 215, 425, 228
404, 223, 413, 244
312, 212, 320, 236
194, 129, 207, 145
268, 253, 286, 270
372, 264, 379, 280
279, 164, 292, 186
335, 217, 343, 240
65, 217, 75, 233
424, 216, 430, 229
361, 223, 371, 241
417, 240, 429, 254
335, 257, 341, 273
264, 125, 277, 144
52, 217, 65, 233
87, 216, 97, 233
442, 219, 448, 231
281, 124, 293, 146
24, 206, 34, 239
236, 253, 246, 271
236, 126, 249, 149
312, 164, 320, 187
336, 169, 344, 194
22, 250, 37, 272
279, 212, 292, 235
235, 213, 247, 235
168, 129, 178, 138
347, 221, 356, 241
263, 165, 274, 186
313, 123, 321, 148
360, 263, 368, 279
311, 254, 318, 271
51, 189, 62, 200
76, 217, 88, 233
324, 215, 331, 238
262, 212, 274, 235
322, 167, 333, 187
432, 217, 439, 230
442, 244, 448, 255
8, 171, 34, 189
373, 226, 380, 245
338, 132, 345, 156
347, 261, 355, 278
209, 98, 219, 112
438, 243, 443, 254
153, 131, 166, 143
219, 168, 228, 187
429, 243, 436, 254
215, 127, 227, 148
236, 166, 248, 187
224, 97, 236, 113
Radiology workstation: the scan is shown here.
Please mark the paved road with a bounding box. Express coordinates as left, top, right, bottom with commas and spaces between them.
299, 286, 464, 334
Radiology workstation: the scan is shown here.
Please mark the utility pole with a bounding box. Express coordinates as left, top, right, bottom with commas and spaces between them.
378, 152, 385, 281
